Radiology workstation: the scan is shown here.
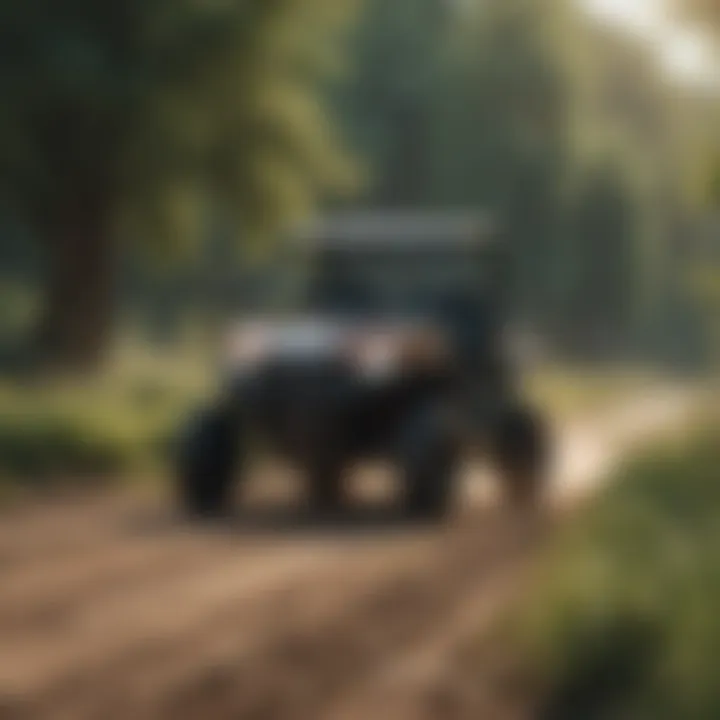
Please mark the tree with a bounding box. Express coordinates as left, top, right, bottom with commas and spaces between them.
0, 0, 356, 372
434, 0, 575, 325
564, 164, 638, 357
334, 0, 451, 206
330, 0, 715, 362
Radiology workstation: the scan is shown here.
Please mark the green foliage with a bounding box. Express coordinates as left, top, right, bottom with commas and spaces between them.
0, 281, 37, 339
334, 0, 576, 321
0, 405, 145, 481
335, 0, 451, 206
1, 0, 358, 250
0, 344, 210, 488
515, 419, 720, 720
0, 0, 360, 370
561, 163, 639, 355
334, 0, 720, 359
438, 0, 572, 317
2, 0, 718, 368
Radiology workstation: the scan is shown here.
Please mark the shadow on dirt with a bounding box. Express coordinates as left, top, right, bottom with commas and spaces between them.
232, 506, 447, 536
124, 504, 468, 540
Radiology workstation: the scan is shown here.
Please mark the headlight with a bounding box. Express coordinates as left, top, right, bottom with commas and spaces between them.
351, 337, 401, 380
226, 324, 271, 370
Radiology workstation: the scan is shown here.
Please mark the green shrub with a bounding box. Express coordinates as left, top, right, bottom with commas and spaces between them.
0, 354, 211, 490
516, 421, 720, 720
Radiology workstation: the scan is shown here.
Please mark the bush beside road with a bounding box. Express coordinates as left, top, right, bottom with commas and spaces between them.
511, 415, 720, 720
0, 346, 211, 497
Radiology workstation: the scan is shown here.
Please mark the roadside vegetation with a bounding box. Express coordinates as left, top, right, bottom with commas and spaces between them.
0, 341, 212, 498
513, 413, 720, 720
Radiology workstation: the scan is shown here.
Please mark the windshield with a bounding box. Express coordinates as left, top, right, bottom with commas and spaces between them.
308, 249, 489, 321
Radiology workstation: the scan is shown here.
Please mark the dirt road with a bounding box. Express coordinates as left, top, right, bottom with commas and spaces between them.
0, 390, 695, 720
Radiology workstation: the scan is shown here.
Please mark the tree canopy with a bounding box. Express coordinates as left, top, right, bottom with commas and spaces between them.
334, 0, 719, 361
1, 0, 718, 370
0, 0, 357, 369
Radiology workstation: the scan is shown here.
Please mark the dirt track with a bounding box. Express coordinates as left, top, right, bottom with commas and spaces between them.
0, 391, 694, 720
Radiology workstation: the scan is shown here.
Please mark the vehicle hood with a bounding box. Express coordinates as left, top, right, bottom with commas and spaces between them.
224, 315, 450, 372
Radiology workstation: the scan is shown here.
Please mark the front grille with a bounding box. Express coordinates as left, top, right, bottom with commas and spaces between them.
248, 357, 356, 456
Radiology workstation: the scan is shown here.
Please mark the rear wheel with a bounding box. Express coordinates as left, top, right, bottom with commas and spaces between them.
176, 403, 242, 519
398, 402, 460, 522
490, 404, 549, 510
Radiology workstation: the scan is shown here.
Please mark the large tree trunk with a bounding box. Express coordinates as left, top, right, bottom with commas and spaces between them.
35, 214, 117, 374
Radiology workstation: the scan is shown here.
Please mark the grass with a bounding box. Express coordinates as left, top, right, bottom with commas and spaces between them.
511, 415, 720, 720
0, 340, 213, 496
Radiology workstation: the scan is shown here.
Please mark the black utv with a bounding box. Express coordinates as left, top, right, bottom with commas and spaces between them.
176, 212, 550, 521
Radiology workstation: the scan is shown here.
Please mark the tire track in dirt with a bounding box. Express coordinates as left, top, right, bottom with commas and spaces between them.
0, 494, 153, 570
0, 529, 283, 638
29, 526, 456, 720
322, 552, 531, 720
126, 515, 527, 720
1, 537, 348, 696
0, 475, 328, 636
1, 510, 505, 720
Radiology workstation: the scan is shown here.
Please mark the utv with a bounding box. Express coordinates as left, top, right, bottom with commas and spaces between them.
176, 212, 549, 521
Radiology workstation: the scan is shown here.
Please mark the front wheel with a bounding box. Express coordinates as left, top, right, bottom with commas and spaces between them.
490, 404, 550, 510
398, 402, 460, 522
176, 403, 242, 519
